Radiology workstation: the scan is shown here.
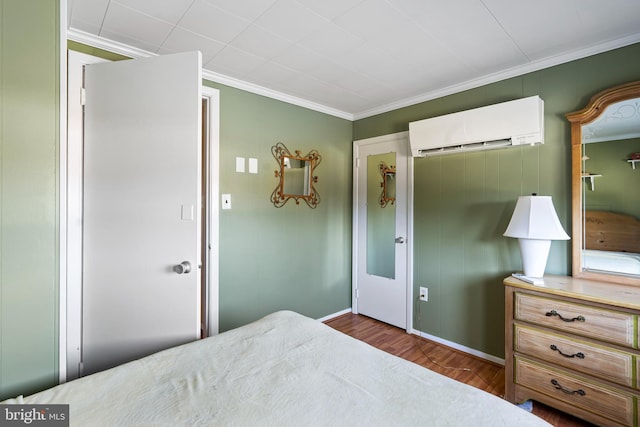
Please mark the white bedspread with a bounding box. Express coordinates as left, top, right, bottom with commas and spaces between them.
3, 311, 550, 426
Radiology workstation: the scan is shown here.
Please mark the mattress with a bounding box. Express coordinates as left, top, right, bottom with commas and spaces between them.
2, 311, 550, 426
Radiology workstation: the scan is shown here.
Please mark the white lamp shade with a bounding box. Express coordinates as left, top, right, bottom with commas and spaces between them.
503, 195, 569, 240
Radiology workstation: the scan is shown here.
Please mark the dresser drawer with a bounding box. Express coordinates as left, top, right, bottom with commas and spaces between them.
514, 293, 635, 347
515, 357, 635, 426
514, 325, 634, 387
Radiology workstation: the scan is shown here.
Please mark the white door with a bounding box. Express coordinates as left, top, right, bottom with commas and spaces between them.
353, 132, 410, 329
82, 52, 202, 375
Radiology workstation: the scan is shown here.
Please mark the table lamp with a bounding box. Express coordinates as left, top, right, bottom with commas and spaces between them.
503, 194, 570, 284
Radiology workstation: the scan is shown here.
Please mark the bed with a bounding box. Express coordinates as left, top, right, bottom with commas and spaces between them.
2, 311, 549, 426
583, 210, 640, 274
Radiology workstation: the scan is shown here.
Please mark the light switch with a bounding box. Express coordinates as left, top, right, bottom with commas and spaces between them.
235, 157, 245, 173
222, 194, 231, 210
249, 158, 258, 174
181, 204, 194, 221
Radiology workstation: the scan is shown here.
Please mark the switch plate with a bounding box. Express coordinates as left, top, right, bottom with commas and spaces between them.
249, 158, 258, 174
181, 204, 194, 221
235, 157, 245, 173
222, 194, 231, 210
419, 287, 428, 302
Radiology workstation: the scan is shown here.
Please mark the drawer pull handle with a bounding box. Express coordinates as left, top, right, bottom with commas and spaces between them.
551, 379, 586, 396
545, 310, 586, 322
550, 344, 585, 359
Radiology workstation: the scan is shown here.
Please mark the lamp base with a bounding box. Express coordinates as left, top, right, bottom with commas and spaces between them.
517, 238, 551, 278
512, 273, 545, 285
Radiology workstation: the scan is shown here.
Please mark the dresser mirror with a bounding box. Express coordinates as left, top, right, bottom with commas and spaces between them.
566, 81, 640, 285
270, 142, 321, 208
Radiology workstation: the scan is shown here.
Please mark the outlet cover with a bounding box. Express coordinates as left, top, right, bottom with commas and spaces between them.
222, 194, 231, 210
419, 287, 428, 302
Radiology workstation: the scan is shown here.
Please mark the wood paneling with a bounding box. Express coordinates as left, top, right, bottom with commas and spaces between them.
0, 0, 60, 401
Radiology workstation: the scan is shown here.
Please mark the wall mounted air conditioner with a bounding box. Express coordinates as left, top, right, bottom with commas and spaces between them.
409, 96, 544, 157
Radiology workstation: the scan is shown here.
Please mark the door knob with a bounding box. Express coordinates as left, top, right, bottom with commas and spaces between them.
395, 237, 405, 244
173, 261, 192, 274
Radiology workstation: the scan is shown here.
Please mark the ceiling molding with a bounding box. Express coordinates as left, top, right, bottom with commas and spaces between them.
353, 33, 640, 120
199, 69, 354, 120
67, 28, 153, 60
67, 29, 355, 121
68, 28, 640, 123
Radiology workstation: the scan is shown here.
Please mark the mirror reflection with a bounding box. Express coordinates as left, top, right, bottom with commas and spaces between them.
567, 82, 640, 283
283, 157, 311, 196
582, 132, 640, 276
271, 142, 321, 208
367, 153, 396, 279
378, 162, 396, 207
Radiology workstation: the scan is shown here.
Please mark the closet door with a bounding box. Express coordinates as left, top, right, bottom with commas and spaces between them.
82, 52, 202, 375
353, 133, 410, 329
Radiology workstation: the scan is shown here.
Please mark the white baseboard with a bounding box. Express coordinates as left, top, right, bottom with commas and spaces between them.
317, 308, 352, 323
412, 329, 505, 366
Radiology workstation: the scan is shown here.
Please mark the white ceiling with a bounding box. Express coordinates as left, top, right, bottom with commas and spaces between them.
67, 0, 640, 120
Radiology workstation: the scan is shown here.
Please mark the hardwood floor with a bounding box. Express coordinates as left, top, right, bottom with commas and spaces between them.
324, 313, 594, 427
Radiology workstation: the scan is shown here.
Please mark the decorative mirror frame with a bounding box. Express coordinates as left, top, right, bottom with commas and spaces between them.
378, 161, 396, 207
270, 142, 322, 208
566, 80, 640, 285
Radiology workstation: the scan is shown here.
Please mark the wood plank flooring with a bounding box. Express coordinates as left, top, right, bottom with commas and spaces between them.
324, 313, 594, 427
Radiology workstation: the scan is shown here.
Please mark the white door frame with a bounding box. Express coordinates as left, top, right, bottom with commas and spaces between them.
202, 86, 220, 338
61, 50, 220, 382
58, 1, 68, 384
352, 131, 414, 333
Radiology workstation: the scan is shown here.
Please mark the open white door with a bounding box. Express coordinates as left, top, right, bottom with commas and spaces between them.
353, 132, 410, 329
82, 52, 202, 375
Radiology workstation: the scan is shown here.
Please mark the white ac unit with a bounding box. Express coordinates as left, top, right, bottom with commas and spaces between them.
408, 96, 544, 157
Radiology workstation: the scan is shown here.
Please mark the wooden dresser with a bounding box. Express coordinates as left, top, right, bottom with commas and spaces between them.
504, 275, 640, 426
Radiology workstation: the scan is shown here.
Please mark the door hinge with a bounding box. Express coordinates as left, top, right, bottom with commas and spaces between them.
80, 87, 86, 106
355, 157, 360, 168
355, 288, 359, 299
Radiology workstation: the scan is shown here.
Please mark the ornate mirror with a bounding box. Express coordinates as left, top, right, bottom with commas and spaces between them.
270, 142, 322, 208
566, 81, 640, 285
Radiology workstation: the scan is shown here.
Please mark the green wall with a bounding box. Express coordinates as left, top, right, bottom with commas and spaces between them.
0, 0, 60, 400
203, 81, 353, 331
354, 42, 640, 358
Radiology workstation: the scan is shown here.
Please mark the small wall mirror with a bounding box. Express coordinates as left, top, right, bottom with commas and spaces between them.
271, 142, 321, 208
566, 81, 640, 285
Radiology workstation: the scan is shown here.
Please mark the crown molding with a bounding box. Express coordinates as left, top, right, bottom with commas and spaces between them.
67, 28, 354, 121
199, 69, 354, 120
353, 33, 640, 120
67, 28, 154, 59
67, 28, 640, 122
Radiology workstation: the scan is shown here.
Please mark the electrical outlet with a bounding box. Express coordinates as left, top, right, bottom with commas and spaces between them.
419, 287, 428, 302
222, 194, 231, 210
